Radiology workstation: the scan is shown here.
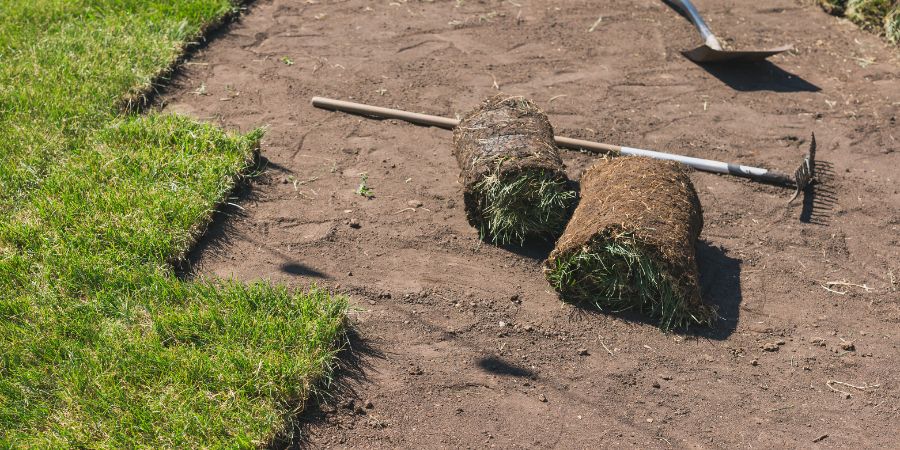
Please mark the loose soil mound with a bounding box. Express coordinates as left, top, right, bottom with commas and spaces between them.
452, 95, 575, 245
545, 157, 715, 330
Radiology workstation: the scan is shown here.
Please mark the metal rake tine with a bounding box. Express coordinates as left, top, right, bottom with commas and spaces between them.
788, 133, 817, 204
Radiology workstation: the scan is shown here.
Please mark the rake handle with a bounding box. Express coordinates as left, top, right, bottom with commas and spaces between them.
311, 97, 795, 187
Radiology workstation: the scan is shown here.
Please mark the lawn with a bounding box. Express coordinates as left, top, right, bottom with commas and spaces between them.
0, 1, 347, 447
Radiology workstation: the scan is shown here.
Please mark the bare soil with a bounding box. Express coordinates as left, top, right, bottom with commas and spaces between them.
161, 0, 900, 448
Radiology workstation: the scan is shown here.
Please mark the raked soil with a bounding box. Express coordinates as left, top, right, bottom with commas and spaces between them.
161, 0, 899, 448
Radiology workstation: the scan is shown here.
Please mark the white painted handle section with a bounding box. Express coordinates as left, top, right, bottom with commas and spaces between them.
620, 147, 769, 177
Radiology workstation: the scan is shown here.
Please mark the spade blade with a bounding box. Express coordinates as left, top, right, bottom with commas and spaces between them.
683, 44, 793, 63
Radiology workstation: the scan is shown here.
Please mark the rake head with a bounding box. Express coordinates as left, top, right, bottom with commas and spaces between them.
788, 133, 817, 204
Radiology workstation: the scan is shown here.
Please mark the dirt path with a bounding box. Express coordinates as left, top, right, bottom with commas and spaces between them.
162, 0, 899, 447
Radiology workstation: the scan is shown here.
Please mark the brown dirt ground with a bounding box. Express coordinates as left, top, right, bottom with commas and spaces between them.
161, 0, 900, 448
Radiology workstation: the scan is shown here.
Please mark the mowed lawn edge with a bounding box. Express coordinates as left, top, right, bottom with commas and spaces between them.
0, 1, 347, 447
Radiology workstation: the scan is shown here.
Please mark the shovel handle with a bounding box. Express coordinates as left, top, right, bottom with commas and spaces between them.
667, 0, 723, 50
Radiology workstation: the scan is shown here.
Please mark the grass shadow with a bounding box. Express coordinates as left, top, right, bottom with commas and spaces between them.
174, 153, 265, 279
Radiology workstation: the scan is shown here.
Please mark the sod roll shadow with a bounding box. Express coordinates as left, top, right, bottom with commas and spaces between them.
453, 95, 575, 245
544, 157, 716, 330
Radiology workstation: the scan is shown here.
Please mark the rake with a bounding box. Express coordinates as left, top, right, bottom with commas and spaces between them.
311, 97, 816, 202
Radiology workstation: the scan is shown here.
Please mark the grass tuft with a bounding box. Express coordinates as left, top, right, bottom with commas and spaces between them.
472, 169, 576, 245
545, 232, 715, 331
886, 5, 900, 43
846, 0, 894, 30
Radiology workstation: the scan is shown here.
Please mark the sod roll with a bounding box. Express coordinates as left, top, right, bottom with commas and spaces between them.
544, 157, 715, 330
452, 95, 575, 245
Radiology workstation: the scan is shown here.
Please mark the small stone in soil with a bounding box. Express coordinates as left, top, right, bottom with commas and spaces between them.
751, 359, 759, 366
364, 399, 374, 409
408, 199, 423, 208
538, 394, 547, 402
840, 341, 855, 351
578, 348, 589, 356
763, 343, 780, 352
652, 381, 661, 389
348, 218, 361, 228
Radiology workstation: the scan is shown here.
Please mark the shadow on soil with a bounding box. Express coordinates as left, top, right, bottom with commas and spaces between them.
176, 156, 330, 280
269, 327, 384, 450
500, 239, 556, 261
565, 240, 743, 340
800, 160, 837, 225
660, 0, 819, 93
477, 356, 536, 378
695, 61, 821, 93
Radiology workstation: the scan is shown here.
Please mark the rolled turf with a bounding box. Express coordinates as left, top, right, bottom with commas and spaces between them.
452, 95, 576, 245
544, 157, 716, 330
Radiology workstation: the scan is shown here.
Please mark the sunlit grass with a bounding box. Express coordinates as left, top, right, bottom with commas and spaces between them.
0, 1, 346, 446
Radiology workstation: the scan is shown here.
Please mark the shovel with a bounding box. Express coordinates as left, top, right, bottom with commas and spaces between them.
667, 0, 792, 63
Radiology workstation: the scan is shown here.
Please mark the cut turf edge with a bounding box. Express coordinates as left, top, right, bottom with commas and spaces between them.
119, 0, 254, 112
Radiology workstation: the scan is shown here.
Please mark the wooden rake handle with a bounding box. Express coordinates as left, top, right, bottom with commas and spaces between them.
311, 97, 809, 194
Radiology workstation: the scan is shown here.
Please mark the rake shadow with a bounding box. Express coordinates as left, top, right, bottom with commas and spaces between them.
800, 160, 837, 225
